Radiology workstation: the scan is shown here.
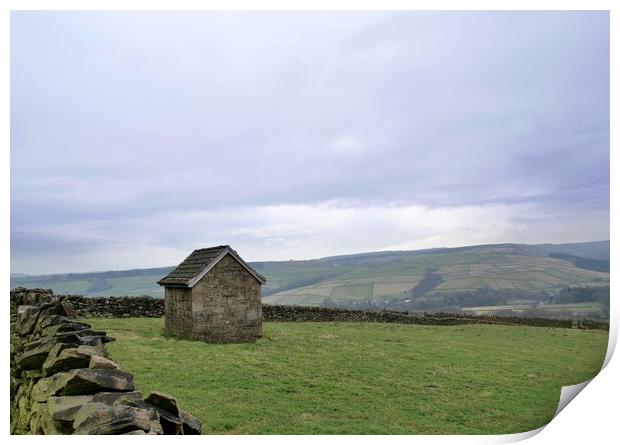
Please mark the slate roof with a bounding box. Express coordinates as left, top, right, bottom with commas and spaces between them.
157, 245, 266, 287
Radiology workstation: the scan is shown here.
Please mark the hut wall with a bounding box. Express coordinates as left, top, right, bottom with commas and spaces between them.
190, 253, 262, 343
164, 286, 193, 338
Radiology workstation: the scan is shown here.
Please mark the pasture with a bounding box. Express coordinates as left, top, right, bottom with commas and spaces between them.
87, 318, 608, 434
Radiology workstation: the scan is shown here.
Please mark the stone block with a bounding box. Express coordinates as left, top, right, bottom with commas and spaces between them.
144, 391, 180, 417
144, 392, 183, 434
38, 315, 77, 331
25, 334, 82, 351
17, 305, 45, 335
89, 354, 120, 370
41, 322, 93, 337
17, 305, 32, 314
180, 409, 202, 435
47, 391, 143, 423
73, 402, 162, 435
32, 368, 135, 400
48, 395, 94, 422
17, 341, 74, 371
42, 346, 96, 376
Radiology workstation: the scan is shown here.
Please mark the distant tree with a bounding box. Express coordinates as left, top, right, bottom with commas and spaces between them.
410, 268, 443, 297
553, 286, 610, 305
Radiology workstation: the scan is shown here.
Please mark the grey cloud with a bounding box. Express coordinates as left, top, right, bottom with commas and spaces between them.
10, 11, 609, 273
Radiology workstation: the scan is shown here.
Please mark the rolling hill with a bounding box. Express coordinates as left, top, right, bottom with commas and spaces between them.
11, 241, 610, 308
257, 242, 610, 306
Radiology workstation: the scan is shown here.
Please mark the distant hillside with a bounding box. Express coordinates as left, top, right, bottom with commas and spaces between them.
518, 240, 609, 261
11, 241, 610, 307
546, 252, 609, 273
257, 241, 609, 307
11, 267, 173, 297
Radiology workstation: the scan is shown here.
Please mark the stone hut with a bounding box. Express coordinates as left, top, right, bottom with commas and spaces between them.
157, 245, 266, 343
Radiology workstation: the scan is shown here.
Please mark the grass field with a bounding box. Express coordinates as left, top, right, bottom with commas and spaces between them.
87, 318, 608, 434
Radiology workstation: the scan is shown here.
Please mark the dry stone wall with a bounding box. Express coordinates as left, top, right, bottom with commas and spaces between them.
262, 305, 586, 328
66, 295, 164, 318
10, 287, 609, 330
11, 288, 165, 318
268, 306, 613, 329
10, 297, 202, 435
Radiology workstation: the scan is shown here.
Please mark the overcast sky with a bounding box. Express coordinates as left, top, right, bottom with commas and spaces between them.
11, 11, 609, 274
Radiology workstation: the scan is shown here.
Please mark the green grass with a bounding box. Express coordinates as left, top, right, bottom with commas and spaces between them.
87, 318, 608, 434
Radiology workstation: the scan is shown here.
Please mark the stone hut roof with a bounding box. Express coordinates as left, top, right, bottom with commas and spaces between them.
157, 245, 266, 287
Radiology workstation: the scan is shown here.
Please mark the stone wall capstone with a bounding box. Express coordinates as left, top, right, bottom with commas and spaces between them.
10, 293, 202, 435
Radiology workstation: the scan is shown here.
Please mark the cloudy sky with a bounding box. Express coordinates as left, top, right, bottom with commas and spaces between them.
11, 11, 609, 274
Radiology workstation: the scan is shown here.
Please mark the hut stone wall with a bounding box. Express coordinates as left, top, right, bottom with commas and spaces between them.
164, 287, 193, 338
190, 254, 262, 343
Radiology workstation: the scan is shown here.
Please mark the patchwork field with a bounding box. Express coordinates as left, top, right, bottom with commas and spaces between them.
261, 248, 609, 306
87, 318, 608, 434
